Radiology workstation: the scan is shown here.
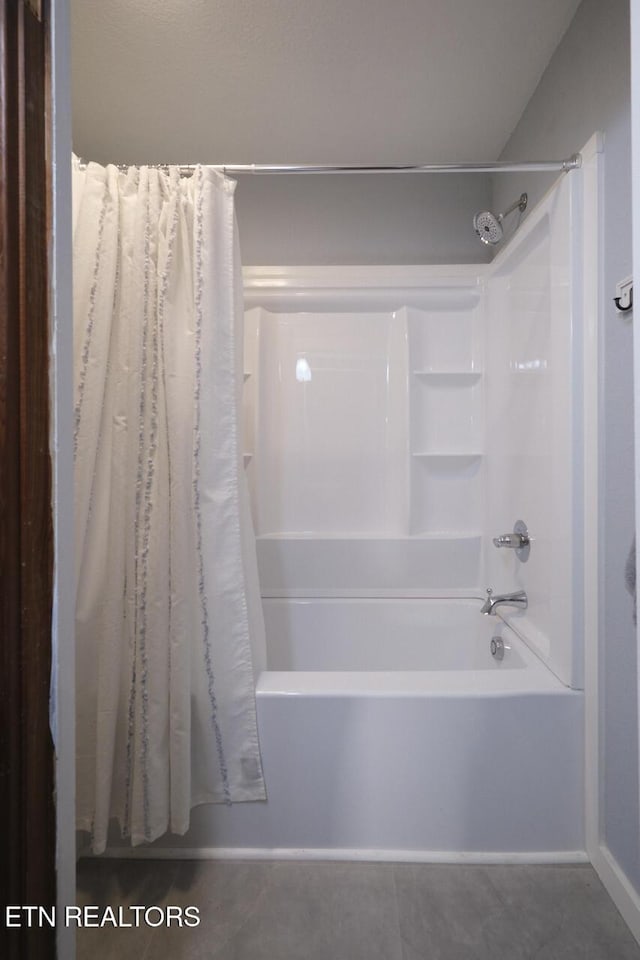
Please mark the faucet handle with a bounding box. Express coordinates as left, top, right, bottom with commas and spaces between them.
485, 587, 493, 597
492, 521, 530, 560
493, 533, 525, 548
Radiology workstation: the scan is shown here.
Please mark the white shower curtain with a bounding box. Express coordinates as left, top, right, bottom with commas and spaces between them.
73, 158, 266, 854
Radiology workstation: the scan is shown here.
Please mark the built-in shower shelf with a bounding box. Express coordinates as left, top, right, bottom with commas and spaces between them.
412, 370, 482, 380
409, 531, 483, 540
244, 371, 252, 382
257, 533, 482, 541
411, 451, 483, 460
244, 453, 253, 467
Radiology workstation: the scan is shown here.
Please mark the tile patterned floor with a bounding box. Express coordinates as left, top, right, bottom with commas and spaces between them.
76, 858, 640, 959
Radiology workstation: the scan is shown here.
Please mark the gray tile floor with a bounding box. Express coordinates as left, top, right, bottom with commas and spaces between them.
76, 858, 640, 960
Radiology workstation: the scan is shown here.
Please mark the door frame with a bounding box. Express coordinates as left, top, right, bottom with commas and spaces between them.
0, 0, 74, 956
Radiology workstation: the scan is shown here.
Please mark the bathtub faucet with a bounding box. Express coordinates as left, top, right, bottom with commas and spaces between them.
481, 587, 528, 616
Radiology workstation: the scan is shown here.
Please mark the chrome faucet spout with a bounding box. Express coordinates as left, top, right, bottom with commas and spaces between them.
481, 588, 528, 616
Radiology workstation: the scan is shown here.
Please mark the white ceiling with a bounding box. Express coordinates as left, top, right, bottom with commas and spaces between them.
71, 0, 582, 166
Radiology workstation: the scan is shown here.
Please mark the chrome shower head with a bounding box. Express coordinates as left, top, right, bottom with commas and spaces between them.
473, 210, 503, 244
473, 192, 528, 245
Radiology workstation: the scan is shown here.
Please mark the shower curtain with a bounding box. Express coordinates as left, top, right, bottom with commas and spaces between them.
72, 158, 266, 854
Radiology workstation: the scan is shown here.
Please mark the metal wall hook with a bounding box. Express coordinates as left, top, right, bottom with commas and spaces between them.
614, 276, 633, 312
614, 291, 633, 312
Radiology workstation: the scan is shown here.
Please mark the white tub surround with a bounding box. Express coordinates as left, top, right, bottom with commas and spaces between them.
243, 267, 486, 598
235, 170, 586, 861
485, 172, 582, 688
244, 171, 584, 692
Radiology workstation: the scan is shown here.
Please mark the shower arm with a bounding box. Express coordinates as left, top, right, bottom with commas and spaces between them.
498, 193, 529, 223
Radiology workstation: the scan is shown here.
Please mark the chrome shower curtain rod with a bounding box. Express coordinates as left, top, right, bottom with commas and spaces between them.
78, 155, 582, 176
200, 153, 581, 176
181, 156, 582, 175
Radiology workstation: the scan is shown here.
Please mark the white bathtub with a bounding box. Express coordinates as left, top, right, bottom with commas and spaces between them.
137, 599, 585, 860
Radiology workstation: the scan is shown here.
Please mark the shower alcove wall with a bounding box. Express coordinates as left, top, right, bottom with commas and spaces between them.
242, 163, 587, 689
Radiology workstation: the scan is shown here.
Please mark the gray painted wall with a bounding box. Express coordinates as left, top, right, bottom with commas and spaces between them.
235, 173, 492, 265
496, 0, 636, 887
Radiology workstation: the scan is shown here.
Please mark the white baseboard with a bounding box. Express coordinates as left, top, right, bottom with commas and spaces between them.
90, 846, 589, 865
591, 843, 640, 945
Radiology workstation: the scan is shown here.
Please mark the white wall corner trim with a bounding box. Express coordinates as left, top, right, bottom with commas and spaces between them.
581, 132, 604, 865
633, 0, 640, 878
591, 844, 640, 946
50, 8, 74, 748
50, 0, 76, 958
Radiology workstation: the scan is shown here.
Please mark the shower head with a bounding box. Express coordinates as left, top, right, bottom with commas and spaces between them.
473, 210, 504, 245
473, 193, 527, 245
